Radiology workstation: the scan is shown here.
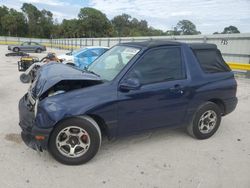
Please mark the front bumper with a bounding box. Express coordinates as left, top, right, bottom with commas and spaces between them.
19, 94, 52, 151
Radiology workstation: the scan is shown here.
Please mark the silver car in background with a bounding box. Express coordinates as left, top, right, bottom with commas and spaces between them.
8, 42, 46, 53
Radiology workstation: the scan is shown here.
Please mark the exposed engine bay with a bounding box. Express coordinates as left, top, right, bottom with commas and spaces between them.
40, 79, 102, 100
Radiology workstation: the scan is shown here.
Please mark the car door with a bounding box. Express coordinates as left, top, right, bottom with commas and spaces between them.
30, 42, 39, 51
20, 42, 30, 51
117, 46, 190, 135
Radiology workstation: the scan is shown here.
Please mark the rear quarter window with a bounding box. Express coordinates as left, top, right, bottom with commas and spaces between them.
193, 49, 231, 73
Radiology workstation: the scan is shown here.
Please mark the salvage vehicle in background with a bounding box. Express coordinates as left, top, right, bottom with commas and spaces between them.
19, 40, 238, 165
8, 42, 46, 53
57, 46, 109, 69
19, 53, 60, 83
18, 56, 40, 71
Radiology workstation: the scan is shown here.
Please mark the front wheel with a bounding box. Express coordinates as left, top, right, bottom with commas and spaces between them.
20, 73, 31, 83
49, 116, 101, 165
187, 102, 221, 139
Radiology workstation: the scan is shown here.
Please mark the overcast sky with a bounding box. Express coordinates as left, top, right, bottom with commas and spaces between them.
1, 0, 250, 34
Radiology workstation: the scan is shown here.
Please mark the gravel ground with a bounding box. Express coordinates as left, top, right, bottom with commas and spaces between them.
0, 45, 249, 188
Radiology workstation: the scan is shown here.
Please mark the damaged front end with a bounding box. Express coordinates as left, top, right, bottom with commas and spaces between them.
19, 63, 103, 151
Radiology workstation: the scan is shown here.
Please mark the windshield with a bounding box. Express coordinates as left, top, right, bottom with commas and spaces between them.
87, 46, 140, 81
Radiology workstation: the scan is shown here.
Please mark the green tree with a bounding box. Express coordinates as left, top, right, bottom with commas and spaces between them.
21, 3, 54, 38
21, 3, 43, 37
111, 14, 132, 36
78, 7, 113, 37
166, 27, 180, 36
1, 8, 27, 36
0, 6, 9, 35
40, 9, 54, 38
111, 14, 165, 37
59, 19, 80, 38
222, 26, 240, 34
1, 4, 172, 38
176, 20, 201, 35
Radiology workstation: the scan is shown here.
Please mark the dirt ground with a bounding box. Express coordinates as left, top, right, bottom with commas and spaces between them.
0, 45, 249, 188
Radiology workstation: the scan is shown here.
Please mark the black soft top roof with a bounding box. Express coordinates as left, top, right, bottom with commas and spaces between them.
121, 40, 181, 48
188, 43, 217, 50
120, 40, 217, 50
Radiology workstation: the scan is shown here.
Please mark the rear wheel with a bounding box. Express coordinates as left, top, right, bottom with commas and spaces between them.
49, 116, 101, 165
36, 48, 42, 53
13, 47, 20, 52
187, 102, 221, 139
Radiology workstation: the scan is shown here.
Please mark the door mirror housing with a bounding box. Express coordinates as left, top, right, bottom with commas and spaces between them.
119, 78, 141, 91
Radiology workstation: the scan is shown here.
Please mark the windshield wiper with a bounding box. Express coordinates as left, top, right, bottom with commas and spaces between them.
83, 68, 100, 77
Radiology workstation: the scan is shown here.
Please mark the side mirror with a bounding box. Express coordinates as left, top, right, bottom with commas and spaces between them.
119, 78, 141, 91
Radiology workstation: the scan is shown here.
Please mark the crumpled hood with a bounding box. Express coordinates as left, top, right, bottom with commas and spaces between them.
31, 63, 101, 98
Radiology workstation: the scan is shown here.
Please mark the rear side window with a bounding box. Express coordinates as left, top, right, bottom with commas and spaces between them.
127, 47, 186, 85
31, 42, 39, 46
193, 49, 231, 73
91, 49, 107, 56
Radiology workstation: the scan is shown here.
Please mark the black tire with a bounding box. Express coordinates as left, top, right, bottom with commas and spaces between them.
187, 102, 221, 139
13, 47, 20, 52
66, 63, 75, 66
49, 116, 101, 165
36, 48, 42, 53
20, 73, 31, 83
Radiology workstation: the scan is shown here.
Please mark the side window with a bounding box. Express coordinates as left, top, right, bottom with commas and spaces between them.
91, 49, 103, 56
89, 50, 99, 56
193, 49, 231, 73
78, 51, 89, 58
22, 42, 29, 46
78, 50, 98, 58
31, 42, 38, 46
127, 47, 185, 85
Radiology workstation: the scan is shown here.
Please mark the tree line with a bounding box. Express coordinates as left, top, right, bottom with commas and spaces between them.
0, 3, 240, 38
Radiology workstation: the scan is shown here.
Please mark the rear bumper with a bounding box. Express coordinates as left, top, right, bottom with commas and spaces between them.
224, 97, 238, 115
19, 94, 52, 151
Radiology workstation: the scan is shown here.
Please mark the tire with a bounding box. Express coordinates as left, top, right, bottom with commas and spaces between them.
20, 73, 31, 83
13, 47, 20, 52
187, 102, 221, 139
36, 48, 42, 53
66, 63, 75, 66
49, 116, 101, 165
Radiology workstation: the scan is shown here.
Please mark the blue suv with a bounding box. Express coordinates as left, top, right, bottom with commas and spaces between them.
19, 40, 238, 165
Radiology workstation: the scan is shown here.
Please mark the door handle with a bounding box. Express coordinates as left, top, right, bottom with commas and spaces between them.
169, 84, 184, 94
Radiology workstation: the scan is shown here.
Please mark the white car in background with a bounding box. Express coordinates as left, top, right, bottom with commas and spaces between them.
58, 46, 109, 69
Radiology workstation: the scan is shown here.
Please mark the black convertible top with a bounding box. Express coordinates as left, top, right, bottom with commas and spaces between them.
188, 43, 217, 50
120, 40, 217, 50
121, 40, 181, 48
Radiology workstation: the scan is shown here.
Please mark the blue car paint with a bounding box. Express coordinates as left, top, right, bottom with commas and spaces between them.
19, 42, 237, 150
73, 48, 108, 69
